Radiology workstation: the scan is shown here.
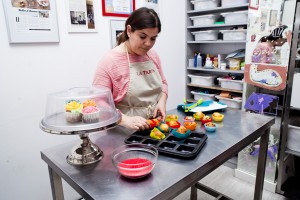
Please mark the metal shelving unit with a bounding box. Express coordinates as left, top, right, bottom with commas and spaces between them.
185, 2, 248, 104
276, 1, 300, 195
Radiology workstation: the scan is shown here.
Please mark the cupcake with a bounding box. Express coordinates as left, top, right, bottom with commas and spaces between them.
83, 99, 97, 108
82, 106, 100, 123
65, 100, 83, 123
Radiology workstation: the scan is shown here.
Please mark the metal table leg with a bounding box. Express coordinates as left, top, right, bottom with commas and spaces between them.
190, 184, 197, 200
48, 166, 64, 200
254, 129, 270, 200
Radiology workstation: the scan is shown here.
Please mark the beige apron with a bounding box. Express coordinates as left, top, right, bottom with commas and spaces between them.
116, 44, 162, 119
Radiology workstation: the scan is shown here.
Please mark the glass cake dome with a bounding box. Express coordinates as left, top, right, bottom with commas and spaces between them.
40, 87, 122, 165
40, 87, 121, 134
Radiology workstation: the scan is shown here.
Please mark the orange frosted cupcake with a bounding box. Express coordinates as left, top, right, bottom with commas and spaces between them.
83, 99, 97, 108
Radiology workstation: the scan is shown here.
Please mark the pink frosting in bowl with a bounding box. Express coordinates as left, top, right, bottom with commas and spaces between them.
82, 106, 99, 114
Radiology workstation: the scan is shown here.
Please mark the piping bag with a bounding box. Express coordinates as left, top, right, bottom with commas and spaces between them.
183, 98, 203, 112
178, 98, 214, 112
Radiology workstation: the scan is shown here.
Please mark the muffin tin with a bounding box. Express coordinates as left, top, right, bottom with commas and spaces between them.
124, 130, 207, 159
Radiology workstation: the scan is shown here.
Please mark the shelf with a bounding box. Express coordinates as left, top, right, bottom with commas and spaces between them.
285, 148, 300, 157
187, 83, 243, 93
187, 40, 246, 44
187, 23, 247, 29
185, 1, 247, 115
187, 67, 244, 74
187, 4, 249, 15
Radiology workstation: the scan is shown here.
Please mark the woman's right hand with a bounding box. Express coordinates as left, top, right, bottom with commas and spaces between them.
119, 114, 150, 131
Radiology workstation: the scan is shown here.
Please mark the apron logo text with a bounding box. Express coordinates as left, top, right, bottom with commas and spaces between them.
136, 69, 156, 76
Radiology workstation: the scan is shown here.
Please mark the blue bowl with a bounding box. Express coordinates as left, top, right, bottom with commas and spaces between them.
204, 123, 217, 132
172, 129, 191, 139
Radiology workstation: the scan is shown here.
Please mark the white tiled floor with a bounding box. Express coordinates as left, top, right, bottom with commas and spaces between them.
173, 165, 288, 200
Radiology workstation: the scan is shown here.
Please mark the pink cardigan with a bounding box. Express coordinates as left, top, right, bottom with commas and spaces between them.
92, 49, 168, 104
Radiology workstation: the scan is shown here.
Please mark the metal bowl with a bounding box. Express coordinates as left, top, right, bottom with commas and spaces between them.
112, 144, 158, 179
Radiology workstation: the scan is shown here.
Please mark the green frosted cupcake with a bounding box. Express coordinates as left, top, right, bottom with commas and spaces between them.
65, 100, 83, 123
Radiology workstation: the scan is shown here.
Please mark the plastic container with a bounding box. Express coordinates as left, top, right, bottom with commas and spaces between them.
220, 29, 247, 41
217, 78, 243, 90
191, 30, 219, 41
191, 0, 220, 10
191, 91, 216, 101
221, 11, 248, 24
188, 74, 216, 86
287, 117, 300, 152
221, 0, 248, 7
215, 95, 242, 108
190, 14, 219, 26
228, 58, 241, 70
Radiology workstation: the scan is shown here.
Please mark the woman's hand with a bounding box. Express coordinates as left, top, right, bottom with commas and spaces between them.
119, 114, 150, 131
153, 93, 167, 121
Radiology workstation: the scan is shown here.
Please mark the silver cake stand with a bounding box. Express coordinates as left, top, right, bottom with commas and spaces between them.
40, 109, 121, 166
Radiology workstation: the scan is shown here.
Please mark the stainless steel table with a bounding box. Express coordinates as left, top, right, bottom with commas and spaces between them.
41, 109, 275, 200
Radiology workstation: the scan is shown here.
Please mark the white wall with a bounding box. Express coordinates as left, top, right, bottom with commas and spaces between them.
0, 0, 185, 199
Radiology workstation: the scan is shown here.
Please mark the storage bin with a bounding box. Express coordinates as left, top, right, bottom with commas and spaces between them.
215, 95, 242, 108
190, 14, 219, 26
191, 30, 219, 41
287, 117, 300, 152
188, 74, 215, 86
221, 0, 248, 7
191, 91, 216, 101
217, 78, 243, 90
191, 0, 220, 10
221, 11, 248, 24
220, 29, 247, 41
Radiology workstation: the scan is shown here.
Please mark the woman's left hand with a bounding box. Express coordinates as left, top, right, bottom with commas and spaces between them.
153, 93, 167, 121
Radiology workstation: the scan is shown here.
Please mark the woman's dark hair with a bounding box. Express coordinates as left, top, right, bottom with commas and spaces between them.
117, 7, 161, 45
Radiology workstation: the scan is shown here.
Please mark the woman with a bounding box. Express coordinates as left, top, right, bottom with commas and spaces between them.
93, 7, 168, 131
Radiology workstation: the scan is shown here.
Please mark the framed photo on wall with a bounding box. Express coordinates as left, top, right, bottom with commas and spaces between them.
3, 0, 59, 43
249, 0, 259, 10
65, 0, 97, 32
102, 0, 135, 17
110, 19, 125, 48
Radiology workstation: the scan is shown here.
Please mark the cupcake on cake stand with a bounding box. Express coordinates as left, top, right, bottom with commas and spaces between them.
40, 87, 121, 165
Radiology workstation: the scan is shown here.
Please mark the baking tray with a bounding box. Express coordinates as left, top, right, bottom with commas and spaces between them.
124, 130, 207, 159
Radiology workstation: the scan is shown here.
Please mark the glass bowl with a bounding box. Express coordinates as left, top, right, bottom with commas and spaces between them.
112, 144, 158, 179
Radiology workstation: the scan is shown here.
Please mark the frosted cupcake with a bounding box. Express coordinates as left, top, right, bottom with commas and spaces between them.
65, 100, 83, 123
82, 106, 100, 123
83, 99, 97, 108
